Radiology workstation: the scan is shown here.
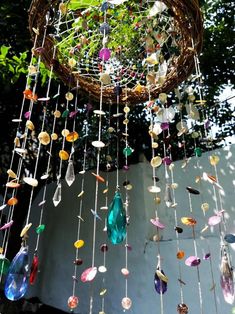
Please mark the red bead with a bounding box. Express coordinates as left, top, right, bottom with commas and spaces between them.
29, 255, 39, 285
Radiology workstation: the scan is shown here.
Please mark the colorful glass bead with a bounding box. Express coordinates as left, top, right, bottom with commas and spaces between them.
107, 192, 126, 244
99, 48, 111, 61
67, 295, 79, 309
121, 297, 132, 310
29, 255, 39, 285
4, 246, 29, 300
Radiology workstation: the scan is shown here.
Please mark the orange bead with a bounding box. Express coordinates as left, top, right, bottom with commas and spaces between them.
59, 150, 69, 160
177, 250, 185, 259
66, 131, 79, 142
91, 172, 105, 183
7, 197, 18, 206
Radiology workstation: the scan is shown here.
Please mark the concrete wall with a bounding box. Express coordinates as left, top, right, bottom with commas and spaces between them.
26, 144, 235, 314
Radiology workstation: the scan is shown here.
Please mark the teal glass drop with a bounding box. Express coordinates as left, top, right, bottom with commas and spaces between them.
4, 246, 29, 301
107, 191, 127, 244
194, 147, 202, 157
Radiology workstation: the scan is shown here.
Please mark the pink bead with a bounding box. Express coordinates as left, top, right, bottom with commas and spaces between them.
67, 295, 79, 309
99, 48, 111, 61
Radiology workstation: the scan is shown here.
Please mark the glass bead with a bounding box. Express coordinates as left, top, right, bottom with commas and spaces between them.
67, 295, 79, 309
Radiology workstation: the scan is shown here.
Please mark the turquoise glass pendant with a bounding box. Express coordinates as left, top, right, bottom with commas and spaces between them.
4, 246, 29, 301
107, 191, 127, 244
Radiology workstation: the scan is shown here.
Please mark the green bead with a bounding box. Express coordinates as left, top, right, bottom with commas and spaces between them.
0, 256, 10, 275
123, 147, 133, 157
194, 147, 202, 157
62, 109, 70, 118
36, 224, 45, 234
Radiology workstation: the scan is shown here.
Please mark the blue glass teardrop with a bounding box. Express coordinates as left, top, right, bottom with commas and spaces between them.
4, 246, 29, 301
154, 270, 167, 294
107, 191, 126, 244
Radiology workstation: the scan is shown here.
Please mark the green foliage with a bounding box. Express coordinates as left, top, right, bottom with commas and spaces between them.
0, 45, 28, 84
200, 0, 235, 96
68, 0, 101, 10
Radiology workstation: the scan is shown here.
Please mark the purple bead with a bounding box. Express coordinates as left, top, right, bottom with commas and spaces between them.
160, 122, 169, 130
24, 111, 31, 119
163, 156, 172, 165
99, 48, 111, 61
69, 110, 78, 118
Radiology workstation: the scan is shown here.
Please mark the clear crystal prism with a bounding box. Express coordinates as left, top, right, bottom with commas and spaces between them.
65, 160, 75, 186
53, 183, 62, 207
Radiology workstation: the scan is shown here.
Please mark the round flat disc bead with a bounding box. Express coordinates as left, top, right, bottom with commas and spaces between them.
51, 133, 58, 140
98, 265, 107, 273
121, 268, 129, 276
185, 256, 201, 267
94, 109, 106, 115
81, 267, 97, 282
148, 185, 161, 193
74, 239, 85, 249
23, 177, 38, 187
209, 155, 220, 166
61, 129, 70, 137
66, 131, 79, 142
59, 150, 69, 160
92, 140, 105, 148
123, 106, 130, 113
65, 92, 73, 101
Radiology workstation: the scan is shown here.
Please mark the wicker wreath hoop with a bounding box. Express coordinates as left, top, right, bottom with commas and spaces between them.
28, 0, 203, 104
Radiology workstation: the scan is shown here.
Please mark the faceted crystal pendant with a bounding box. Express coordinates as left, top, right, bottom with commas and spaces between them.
154, 269, 167, 294
4, 246, 29, 301
107, 191, 127, 244
29, 254, 39, 285
53, 183, 62, 207
220, 253, 234, 304
65, 160, 75, 186
164, 184, 173, 208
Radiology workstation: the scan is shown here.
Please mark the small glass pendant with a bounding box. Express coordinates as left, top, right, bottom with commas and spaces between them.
65, 160, 75, 186
107, 191, 126, 244
220, 252, 234, 304
0, 254, 10, 275
29, 254, 39, 285
53, 182, 62, 207
4, 246, 29, 301
154, 269, 167, 295
164, 184, 173, 208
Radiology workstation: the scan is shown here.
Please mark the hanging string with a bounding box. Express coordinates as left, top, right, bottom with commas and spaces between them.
188, 192, 204, 314
147, 89, 164, 314
71, 122, 88, 301
169, 149, 185, 304
190, 35, 220, 313
0, 13, 50, 264
89, 8, 108, 309
33, 4, 65, 252
122, 89, 131, 310
0, 32, 41, 285
35, 85, 61, 254
115, 89, 120, 190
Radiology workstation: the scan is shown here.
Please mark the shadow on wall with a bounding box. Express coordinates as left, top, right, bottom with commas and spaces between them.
0, 294, 68, 314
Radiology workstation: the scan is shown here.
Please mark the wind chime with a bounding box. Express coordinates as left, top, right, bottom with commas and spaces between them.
1, 0, 233, 313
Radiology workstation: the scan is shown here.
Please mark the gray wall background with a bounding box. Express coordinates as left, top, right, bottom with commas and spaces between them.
26, 144, 235, 314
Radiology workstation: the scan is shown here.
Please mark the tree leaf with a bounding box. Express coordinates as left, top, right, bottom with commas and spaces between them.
0, 45, 10, 58
68, 0, 101, 10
